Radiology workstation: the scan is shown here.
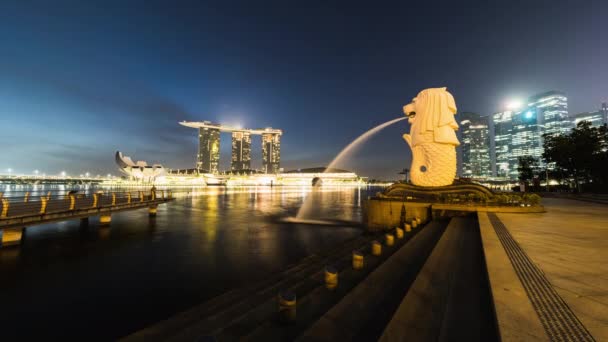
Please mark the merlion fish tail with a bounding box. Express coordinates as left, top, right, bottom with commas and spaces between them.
403, 134, 456, 187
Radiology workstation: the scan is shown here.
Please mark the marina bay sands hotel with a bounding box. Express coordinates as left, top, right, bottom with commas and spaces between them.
179, 121, 282, 174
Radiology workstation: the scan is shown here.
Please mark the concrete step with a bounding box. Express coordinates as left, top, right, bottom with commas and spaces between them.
379, 215, 499, 342
123, 233, 376, 341
296, 220, 447, 341
222, 226, 425, 341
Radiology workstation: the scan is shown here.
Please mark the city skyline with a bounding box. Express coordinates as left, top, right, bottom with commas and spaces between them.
460, 91, 607, 181
1, 1, 607, 179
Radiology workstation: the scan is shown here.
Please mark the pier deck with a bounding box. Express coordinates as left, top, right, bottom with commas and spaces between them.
0, 190, 174, 246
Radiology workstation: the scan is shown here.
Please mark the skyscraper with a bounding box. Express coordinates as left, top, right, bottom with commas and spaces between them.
180, 121, 282, 174
510, 106, 544, 174
491, 110, 514, 178
231, 131, 252, 171
197, 125, 220, 173
571, 103, 608, 128
489, 91, 569, 180
262, 131, 281, 174
459, 112, 492, 179
529, 91, 570, 137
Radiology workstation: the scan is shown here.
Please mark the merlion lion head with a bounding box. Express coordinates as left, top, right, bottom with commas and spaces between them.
403, 87, 459, 146
402, 87, 459, 187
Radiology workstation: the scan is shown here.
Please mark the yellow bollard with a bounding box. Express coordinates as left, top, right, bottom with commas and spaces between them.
69, 195, 76, 210
99, 214, 111, 225
111, 193, 116, 206
352, 251, 364, 269
405, 223, 412, 232
40, 197, 48, 214
416, 217, 422, 225
1, 199, 9, 218
24, 192, 30, 203
151, 189, 156, 200
278, 291, 296, 323
149, 205, 158, 216
127, 193, 132, 204
385, 233, 395, 246
371, 240, 382, 256
92, 194, 99, 208
46, 191, 51, 200
324, 266, 338, 290
412, 220, 418, 229
395, 228, 404, 239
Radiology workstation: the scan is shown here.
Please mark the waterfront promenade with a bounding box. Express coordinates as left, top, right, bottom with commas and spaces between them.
481, 198, 607, 341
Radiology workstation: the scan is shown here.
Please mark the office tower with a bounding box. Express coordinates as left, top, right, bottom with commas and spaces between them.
490, 91, 569, 180
231, 131, 252, 171
510, 107, 544, 175
491, 110, 514, 179
262, 132, 281, 174
529, 91, 570, 137
572, 103, 608, 128
459, 112, 492, 179
197, 126, 220, 173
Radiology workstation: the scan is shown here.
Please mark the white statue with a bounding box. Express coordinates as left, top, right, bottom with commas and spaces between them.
403, 87, 459, 187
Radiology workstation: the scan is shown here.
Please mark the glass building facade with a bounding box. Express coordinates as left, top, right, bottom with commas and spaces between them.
491, 110, 514, 179
529, 91, 570, 137
490, 91, 570, 180
197, 127, 221, 173
231, 131, 252, 171
262, 133, 281, 174
572, 103, 608, 128
459, 112, 492, 179
510, 107, 544, 175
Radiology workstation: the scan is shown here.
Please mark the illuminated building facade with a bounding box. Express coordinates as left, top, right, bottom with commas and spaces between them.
530, 91, 570, 137
197, 126, 221, 173
180, 121, 282, 174
231, 131, 252, 171
262, 132, 281, 174
459, 112, 492, 179
571, 102, 608, 128
491, 110, 514, 179
510, 106, 544, 175
490, 91, 570, 180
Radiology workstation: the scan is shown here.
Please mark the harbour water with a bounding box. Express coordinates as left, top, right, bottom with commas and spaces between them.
0, 185, 375, 340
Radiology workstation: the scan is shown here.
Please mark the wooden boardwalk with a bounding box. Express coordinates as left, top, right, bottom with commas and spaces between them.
0, 189, 174, 246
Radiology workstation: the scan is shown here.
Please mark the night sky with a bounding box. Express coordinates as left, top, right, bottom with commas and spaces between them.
1, 0, 606, 179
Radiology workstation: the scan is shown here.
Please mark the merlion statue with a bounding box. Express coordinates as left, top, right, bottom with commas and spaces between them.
403, 87, 459, 187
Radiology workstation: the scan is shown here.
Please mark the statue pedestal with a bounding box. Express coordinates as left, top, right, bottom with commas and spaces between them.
365, 200, 431, 232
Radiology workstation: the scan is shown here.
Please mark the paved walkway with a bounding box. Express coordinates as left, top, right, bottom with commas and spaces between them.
496, 198, 608, 341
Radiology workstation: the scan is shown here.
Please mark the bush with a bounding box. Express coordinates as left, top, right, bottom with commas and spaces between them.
527, 194, 541, 206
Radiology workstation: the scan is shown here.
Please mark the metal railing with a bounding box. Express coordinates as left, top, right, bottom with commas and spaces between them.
0, 189, 172, 219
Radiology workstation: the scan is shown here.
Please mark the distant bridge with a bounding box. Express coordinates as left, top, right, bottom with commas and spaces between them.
0, 189, 174, 247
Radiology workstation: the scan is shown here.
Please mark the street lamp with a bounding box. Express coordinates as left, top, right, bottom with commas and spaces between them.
85, 172, 90, 177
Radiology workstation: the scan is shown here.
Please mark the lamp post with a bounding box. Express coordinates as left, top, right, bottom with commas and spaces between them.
399, 168, 410, 183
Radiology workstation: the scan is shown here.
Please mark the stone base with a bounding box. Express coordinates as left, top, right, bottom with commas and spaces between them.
365, 201, 431, 232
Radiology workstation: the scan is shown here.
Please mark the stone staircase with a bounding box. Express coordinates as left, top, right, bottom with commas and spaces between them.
124, 216, 497, 342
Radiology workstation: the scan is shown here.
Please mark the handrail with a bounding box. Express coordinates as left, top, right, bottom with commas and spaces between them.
0, 189, 172, 219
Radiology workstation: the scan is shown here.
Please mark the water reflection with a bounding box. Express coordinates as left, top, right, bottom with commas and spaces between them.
0, 185, 380, 340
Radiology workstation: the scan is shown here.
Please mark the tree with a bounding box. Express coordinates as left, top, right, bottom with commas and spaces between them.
543, 121, 608, 192
517, 156, 537, 184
